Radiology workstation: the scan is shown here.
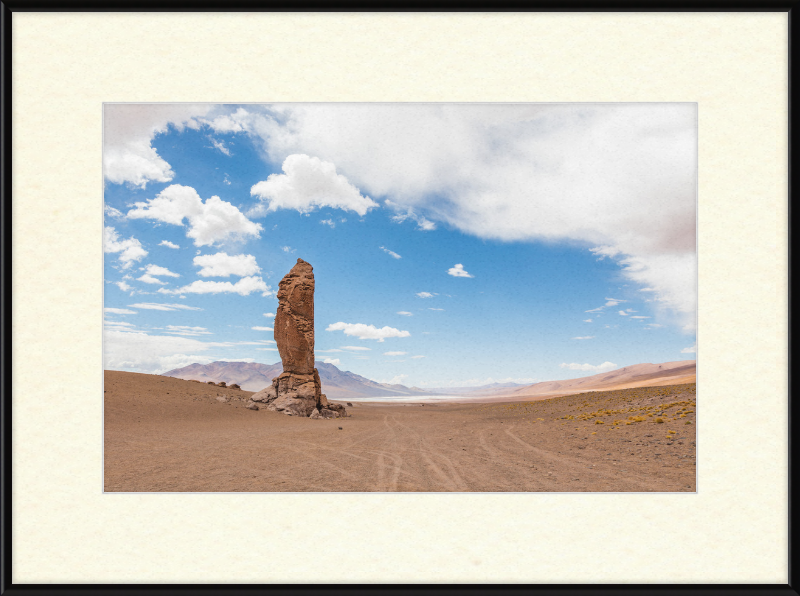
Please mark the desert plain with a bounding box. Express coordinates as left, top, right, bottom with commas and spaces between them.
104, 370, 696, 492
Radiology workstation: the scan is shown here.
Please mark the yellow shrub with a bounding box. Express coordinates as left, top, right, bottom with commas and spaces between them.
595, 420, 604, 424
655, 418, 664, 423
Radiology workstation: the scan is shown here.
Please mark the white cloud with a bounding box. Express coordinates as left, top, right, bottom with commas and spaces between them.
193, 252, 260, 277
630, 315, 650, 319
589, 246, 622, 260
323, 358, 341, 365
317, 349, 343, 353
281, 246, 295, 253
252, 326, 273, 331
327, 322, 410, 342
397, 311, 413, 316
618, 310, 628, 316
210, 137, 232, 156
572, 336, 595, 340
204, 104, 696, 328
128, 302, 202, 311
264, 312, 275, 318
384, 351, 407, 356
127, 184, 262, 247
223, 174, 232, 185
249, 154, 378, 217
320, 219, 336, 228
340, 346, 371, 351
137, 273, 166, 285
104, 307, 136, 315
159, 240, 180, 249
380, 246, 402, 259
103, 104, 211, 188
144, 264, 180, 278
157, 276, 272, 296
104, 204, 124, 219
379, 374, 409, 385
447, 263, 474, 278
411, 355, 425, 359
416, 292, 435, 298
385, 200, 436, 231
681, 344, 697, 354
583, 318, 592, 322
164, 325, 211, 336
605, 298, 625, 307
104, 226, 148, 269
560, 361, 618, 372
428, 308, 444, 311
646, 323, 665, 329
115, 281, 133, 292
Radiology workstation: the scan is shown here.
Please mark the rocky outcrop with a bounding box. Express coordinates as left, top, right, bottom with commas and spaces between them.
255, 258, 347, 419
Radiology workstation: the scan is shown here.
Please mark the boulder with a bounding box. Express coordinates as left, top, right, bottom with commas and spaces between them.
230, 383, 241, 390
245, 401, 259, 410
216, 396, 229, 403
251, 384, 277, 403
217, 381, 227, 387
327, 403, 347, 417
207, 381, 215, 385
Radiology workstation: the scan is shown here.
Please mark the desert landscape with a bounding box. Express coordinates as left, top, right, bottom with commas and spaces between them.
104, 370, 695, 492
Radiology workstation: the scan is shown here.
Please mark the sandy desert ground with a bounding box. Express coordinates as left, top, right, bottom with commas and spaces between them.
104, 371, 696, 492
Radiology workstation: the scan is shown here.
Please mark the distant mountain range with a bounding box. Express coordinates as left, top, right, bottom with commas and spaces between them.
161, 361, 445, 399
161, 359, 696, 401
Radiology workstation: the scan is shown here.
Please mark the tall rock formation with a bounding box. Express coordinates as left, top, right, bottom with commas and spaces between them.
249, 258, 347, 419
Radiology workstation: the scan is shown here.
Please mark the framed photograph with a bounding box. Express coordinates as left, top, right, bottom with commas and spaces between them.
4, 7, 791, 588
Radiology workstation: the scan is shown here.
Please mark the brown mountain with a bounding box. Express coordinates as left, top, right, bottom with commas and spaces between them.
507, 360, 696, 398
161, 361, 443, 399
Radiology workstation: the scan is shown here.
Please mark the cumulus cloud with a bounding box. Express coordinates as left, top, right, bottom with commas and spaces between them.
252, 326, 273, 331
323, 358, 340, 365
193, 252, 260, 277
447, 263, 474, 278
105, 307, 136, 315
572, 336, 595, 340
681, 343, 697, 354
397, 311, 413, 316
127, 184, 262, 247
268, 105, 695, 328
416, 292, 435, 298
264, 312, 275, 318
320, 219, 336, 228
560, 361, 618, 372
327, 322, 410, 342
158, 276, 272, 296
128, 302, 202, 311
583, 318, 592, 322
380, 246, 402, 259
114, 281, 133, 292
384, 351, 407, 356
104, 226, 148, 269
144, 264, 180, 278
249, 154, 378, 217
137, 273, 166, 285
159, 240, 180, 249
618, 310, 628, 316
103, 104, 211, 188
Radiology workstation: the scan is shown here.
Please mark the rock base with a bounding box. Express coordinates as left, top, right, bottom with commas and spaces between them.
250, 367, 347, 419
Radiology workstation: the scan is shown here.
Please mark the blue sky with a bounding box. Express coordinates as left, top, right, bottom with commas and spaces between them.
103, 103, 697, 387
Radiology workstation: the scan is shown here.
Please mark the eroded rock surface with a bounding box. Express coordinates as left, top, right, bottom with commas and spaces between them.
257, 259, 347, 419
